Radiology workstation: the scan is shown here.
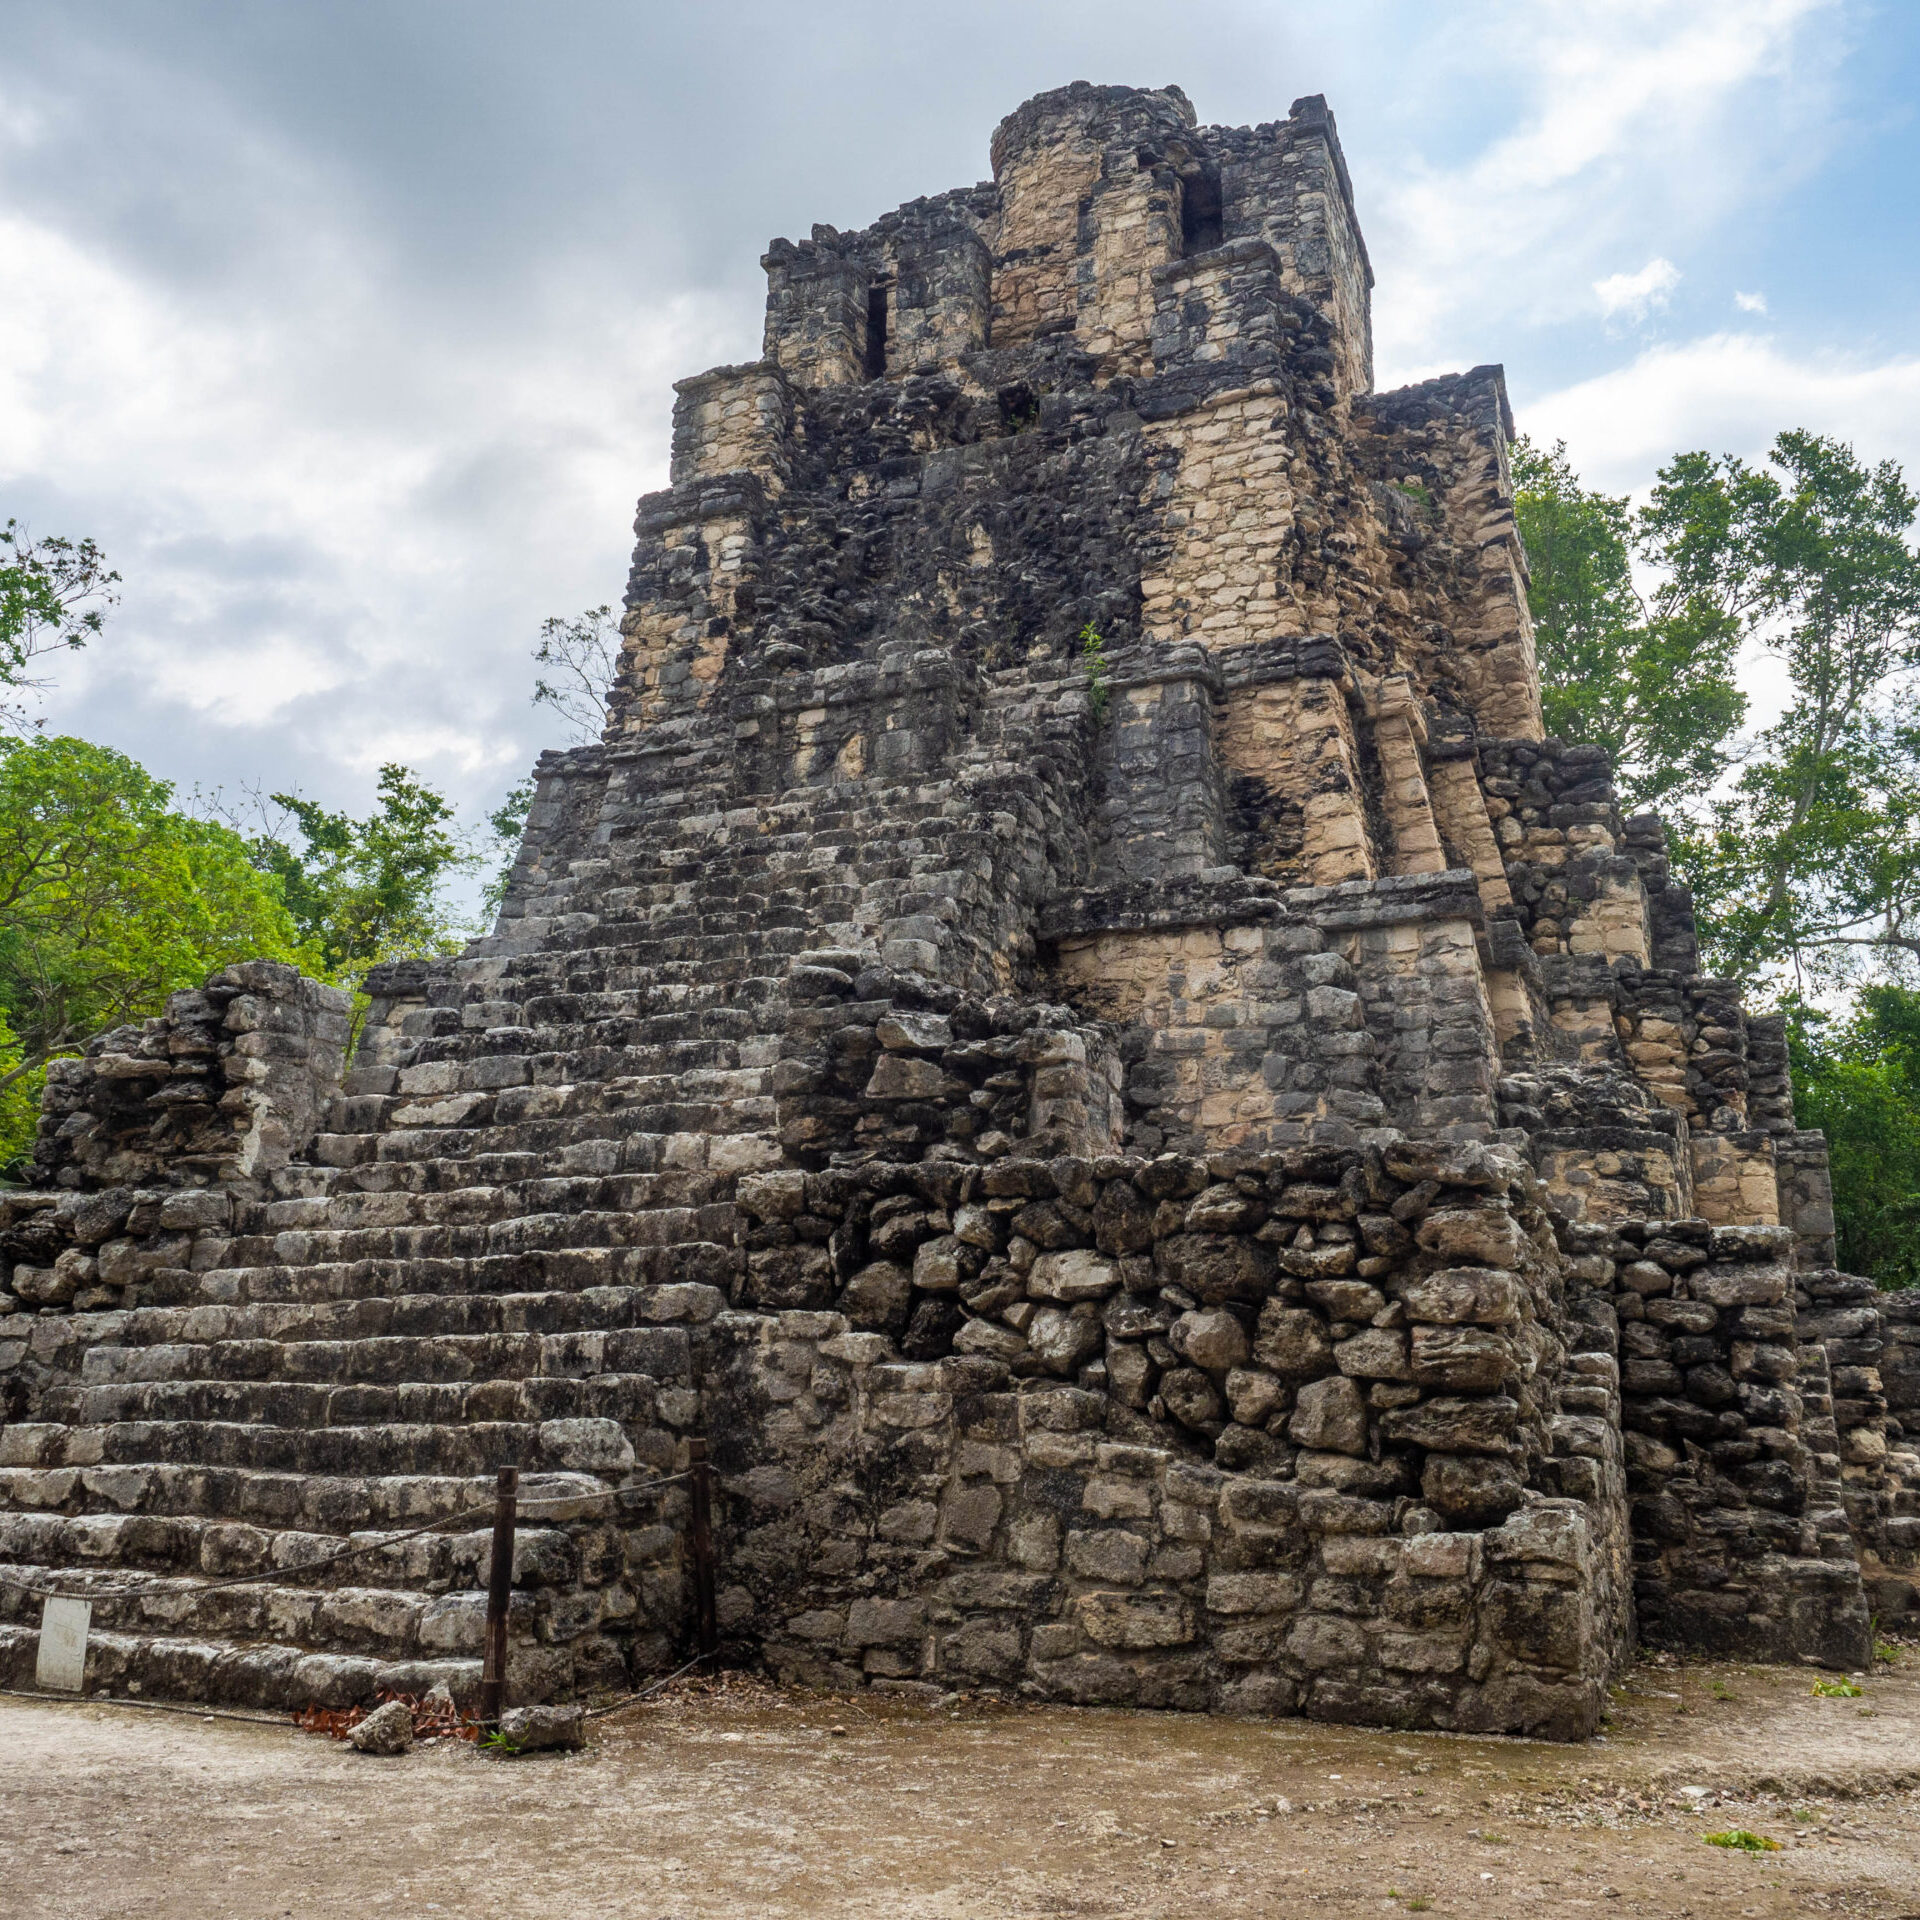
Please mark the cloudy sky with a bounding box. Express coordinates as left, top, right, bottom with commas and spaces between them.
4, 0, 1917, 844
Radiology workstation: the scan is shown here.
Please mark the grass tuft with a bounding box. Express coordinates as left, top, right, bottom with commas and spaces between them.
1704, 1830, 1781, 1852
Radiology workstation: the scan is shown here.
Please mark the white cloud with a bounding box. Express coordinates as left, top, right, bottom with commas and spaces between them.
1594, 257, 1682, 322
0, 199, 740, 824
1369, 0, 1846, 375
1734, 290, 1770, 313
1518, 331, 1920, 495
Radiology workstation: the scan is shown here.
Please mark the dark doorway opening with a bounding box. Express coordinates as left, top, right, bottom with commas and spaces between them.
1180, 172, 1223, 254
864, 282, 890, 379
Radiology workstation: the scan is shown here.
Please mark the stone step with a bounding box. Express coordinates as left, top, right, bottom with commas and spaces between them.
322, 1059, 773, 1137
38, 1368, 666, 1431
221, 1202, 740, 1265
251, 1168, 739, 1222
78, 1327, 696, 1387
56, 1284, 719, 1352
0, 1619, 484, 1712
0, 1463, 618, 1535
352, 1106, 771, 1162
4, 1413, 654, 1479
0, 1567, 484, 1660
206, 1243, 736, 1305
201, 1247, 735, 1308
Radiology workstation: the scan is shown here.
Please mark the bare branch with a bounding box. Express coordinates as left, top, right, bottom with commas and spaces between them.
531, 606, 619, 745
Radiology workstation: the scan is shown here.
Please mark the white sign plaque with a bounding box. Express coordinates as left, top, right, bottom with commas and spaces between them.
36, 1596, 90, 1693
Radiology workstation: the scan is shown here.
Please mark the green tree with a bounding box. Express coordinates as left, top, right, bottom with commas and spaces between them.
1673, 433, 1920, 988
0, 735, 302, 1170
481, 779, 535, 919
1788, 987, 1920, 1288
0, 521, 119, 728
245, 764, 477, 987
1512, 437, 1747, 810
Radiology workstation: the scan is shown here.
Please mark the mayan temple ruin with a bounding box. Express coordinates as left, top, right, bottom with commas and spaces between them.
2, 82, 1916, 1742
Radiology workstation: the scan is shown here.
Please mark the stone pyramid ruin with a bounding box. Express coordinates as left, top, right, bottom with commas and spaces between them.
3, 82, 1915, 1738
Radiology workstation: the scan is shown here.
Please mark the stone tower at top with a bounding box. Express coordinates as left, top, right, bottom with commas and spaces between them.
10, 83, 1913, 1740
534, 77, 1577, 1169
482, 76, 1810, 1235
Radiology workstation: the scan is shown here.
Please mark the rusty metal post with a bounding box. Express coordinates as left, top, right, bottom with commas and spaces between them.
687, 1437, 718, 1659
478, 1465, 518, 1725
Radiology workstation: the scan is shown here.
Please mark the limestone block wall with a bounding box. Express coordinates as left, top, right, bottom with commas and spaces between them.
669, 362, 793, 492
1776, 1130, 1840, 1269
1044, 872, 1496, 1154
1214, 97, 1374, 397
1352, 370, 1538, 741
768, 959, 1122, 1174
877, 201, 993, 372
1500, 1067, 1693, 1224
1214, 640, 1374, 887
1570, 1216, 1874, 1666
1796, 1271, 1920, 1624
613, 474, 770, 732
1137, 380, 1303, 646
29, 962, 351, 1203
718, 1137, 1624, 1739
1148, 240, 1289, 381
1078, 147, 1184, 374
1366, 674, 1448, 877
1090, 644, 1228, 884
1689, 1132, 1781, 1228
762, 237, 875, 388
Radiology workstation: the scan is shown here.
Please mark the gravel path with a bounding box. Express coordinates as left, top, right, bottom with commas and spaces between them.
6, 1649, 1919, 1918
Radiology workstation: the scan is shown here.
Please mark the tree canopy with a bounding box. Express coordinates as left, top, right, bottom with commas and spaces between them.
241, 763, 478, 988
1787, 986, 1920, 1289
1519, 430, 1920, 1286
1674, 434, 1920, 991
0, 733, 304, 1169
1512, 436, 1748, 811
531, 605, 618, 745
1519, 430, 1920, 993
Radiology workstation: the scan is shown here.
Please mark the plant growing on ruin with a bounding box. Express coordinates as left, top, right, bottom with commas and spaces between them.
1080, 621, 1111, 722
0, 520, 119, 731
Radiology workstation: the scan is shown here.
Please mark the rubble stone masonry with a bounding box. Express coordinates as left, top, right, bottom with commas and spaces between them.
1, 83, 1914, 1736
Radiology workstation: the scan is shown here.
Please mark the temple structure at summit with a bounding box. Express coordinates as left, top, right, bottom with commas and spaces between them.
2, 83, 1914, 1738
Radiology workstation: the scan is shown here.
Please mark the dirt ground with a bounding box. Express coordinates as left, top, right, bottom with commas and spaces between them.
5, 1647, 1920, 1920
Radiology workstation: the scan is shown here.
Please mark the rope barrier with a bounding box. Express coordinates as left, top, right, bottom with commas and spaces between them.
584, 1651, 715, 1719
0, 1684, 295, 1728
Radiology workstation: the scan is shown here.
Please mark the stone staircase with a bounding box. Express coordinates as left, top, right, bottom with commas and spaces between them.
0, 830, 806, 1705
0, 711, 1108, 1707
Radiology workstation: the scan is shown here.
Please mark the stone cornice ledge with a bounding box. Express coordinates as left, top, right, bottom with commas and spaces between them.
1039, 867, 1485, 941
